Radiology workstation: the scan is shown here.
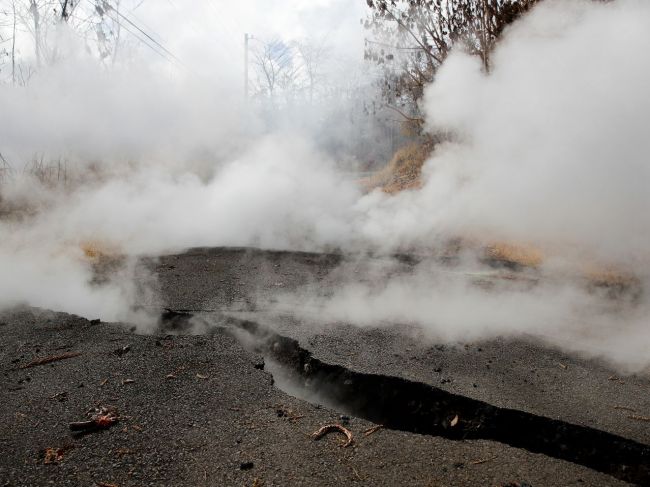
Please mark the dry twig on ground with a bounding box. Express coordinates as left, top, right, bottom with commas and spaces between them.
22, 352, 82, 368
69, 406, 119, 433
311, 424, 354, 448
362, 424, 383, 437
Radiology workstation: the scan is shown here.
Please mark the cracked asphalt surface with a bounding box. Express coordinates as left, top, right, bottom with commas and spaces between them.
1, 246, 648, 486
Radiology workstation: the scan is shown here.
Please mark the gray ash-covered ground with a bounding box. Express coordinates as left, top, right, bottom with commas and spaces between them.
1, 247, 649, 486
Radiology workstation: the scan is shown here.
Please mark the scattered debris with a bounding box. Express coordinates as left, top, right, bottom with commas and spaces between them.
196, 373, 208, 380
450, 414, 459, 427
311, 424, 354, 448
252, 478, 264, 487
22, 352, 82, 369
362, 424, 383, 437
558, 363, 567, 369
608, 375, 625, 384
69, 406, 119, 433
122, 379, 135, 385
471, 455, 497, 465
50, 391, 67, 402
99, 378, 109, 387
96, 482, 118, 487
165, 373, 177, 380
44, 447, 65, 464
275, 405, 303, 421
629, 414, 650, 422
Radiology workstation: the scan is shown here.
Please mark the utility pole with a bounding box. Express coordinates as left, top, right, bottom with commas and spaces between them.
29, 0, 41, 67
244, 33, 250, 100
11, 0, 16, 85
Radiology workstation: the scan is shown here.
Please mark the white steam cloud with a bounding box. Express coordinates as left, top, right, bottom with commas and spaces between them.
421, 0, 650, 264
276, 0, 650, 371
2, 0, 650, 369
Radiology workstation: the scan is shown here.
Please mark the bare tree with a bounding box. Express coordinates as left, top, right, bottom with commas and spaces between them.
365, 0, 540, 118
295, 37, 328, 104
0, 0, 142, 80
59, 0, 75, 21
251, 39, 294, 103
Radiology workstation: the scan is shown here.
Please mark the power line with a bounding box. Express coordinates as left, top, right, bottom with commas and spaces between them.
106, 3, 186, 67
80, 0, 181, 68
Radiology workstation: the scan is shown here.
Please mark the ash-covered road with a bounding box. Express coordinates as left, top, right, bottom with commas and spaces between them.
2, 247, 649, 486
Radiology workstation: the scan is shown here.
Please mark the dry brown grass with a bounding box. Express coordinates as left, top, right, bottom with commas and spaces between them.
583, 266, 640, 288
363, 144, 641, 295
362, 141, 434, 194
484, 242, 544, 268
80, 240, 120, 261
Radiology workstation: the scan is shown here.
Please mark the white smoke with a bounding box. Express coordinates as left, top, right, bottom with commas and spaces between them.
2, 0, 650, 369
274, 0, 650, 371
420, 0, 650, 265
0, 0, 368, 324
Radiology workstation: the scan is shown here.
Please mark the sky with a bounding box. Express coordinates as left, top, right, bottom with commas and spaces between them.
112, 0, 368, 78
0, 0, 368, 84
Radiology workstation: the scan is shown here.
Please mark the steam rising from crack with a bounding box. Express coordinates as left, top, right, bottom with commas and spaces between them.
2, 0, 650, 369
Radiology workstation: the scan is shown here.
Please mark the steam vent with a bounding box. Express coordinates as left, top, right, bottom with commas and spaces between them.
2, 1, 650, 486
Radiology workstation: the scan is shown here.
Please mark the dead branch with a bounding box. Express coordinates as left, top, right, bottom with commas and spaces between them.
22, 352, 82, 368
385, 104, 425, 124
69, 406, 119, 433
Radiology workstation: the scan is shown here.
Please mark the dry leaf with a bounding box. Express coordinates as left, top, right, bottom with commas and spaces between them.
450, 415, 459, 427
44, 447, 64, 464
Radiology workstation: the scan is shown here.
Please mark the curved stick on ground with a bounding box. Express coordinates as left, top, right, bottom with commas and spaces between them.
311, 424, 354, 448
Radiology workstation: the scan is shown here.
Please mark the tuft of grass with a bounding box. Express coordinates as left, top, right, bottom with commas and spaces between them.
80, 240, 119, 261
484, 242, 544, 268
362, 141, 434, 194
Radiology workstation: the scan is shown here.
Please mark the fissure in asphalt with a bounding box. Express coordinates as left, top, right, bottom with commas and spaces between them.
159, 309, 650, 486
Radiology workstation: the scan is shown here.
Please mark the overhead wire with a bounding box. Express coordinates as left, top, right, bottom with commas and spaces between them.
106, 3, 186, 67
80, 0, 182, 68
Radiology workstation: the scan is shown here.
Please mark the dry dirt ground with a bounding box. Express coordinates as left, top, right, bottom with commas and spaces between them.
2, 247, 650, 486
